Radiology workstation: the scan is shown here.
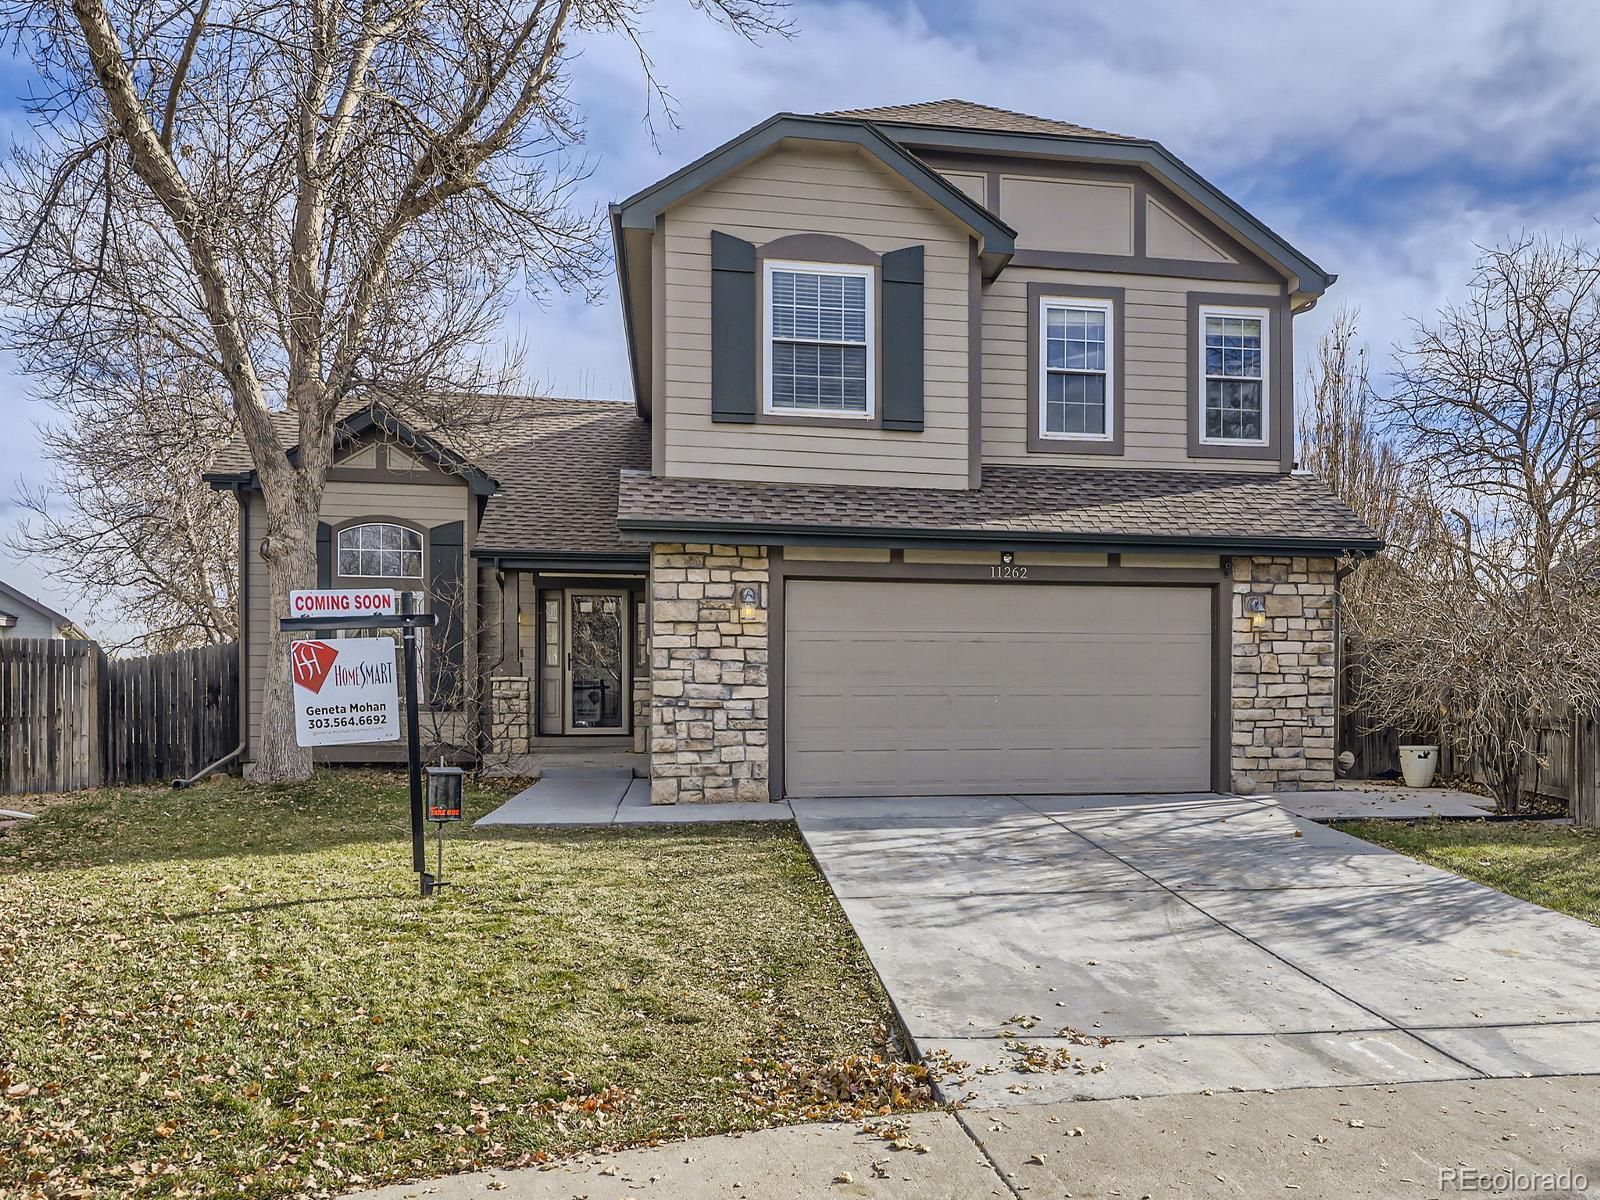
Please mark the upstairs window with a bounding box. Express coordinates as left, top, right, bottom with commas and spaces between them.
1040, 298, 1114, 440
337, 523, 423, 578
1199, 306, 1269, 444
765, 261, 874, 418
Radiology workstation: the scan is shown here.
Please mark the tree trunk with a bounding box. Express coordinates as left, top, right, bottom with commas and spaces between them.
246, 510, 318, 783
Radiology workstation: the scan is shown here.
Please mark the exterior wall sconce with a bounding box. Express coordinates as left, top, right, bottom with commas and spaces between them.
1244, 593, 1268, 629
738, 584, 764, 622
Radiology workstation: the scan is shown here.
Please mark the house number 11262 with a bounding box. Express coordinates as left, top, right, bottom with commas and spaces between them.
990, 564, 1028, 580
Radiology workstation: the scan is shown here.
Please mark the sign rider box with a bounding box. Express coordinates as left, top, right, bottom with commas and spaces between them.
291, 636, 401, 746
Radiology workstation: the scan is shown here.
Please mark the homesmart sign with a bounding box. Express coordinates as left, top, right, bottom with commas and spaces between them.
291, 637, 400, 747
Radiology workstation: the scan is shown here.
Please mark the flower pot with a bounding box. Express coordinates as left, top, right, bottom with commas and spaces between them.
1398, 744, 1439, 789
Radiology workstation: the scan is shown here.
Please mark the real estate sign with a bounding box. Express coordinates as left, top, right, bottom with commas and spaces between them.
288, 588, 398, 618
291, 636, 400, 747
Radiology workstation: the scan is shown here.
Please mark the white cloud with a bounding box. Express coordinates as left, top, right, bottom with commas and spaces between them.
7, 0, 1600, 619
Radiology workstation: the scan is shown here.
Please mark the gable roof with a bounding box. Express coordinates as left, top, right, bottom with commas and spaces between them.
831, 99, 1334, 304
0, 577, 71, 628
611, 111, 1021, 417
204, 398, 505, 495
823, 99, 1136, 142
203, 395, 650, 561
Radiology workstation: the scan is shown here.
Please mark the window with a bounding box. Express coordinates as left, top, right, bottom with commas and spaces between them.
765, 261, 874, 418
1039, 298, 1114, 440
337, 523, 423, 578
1199, 306, 1269, 444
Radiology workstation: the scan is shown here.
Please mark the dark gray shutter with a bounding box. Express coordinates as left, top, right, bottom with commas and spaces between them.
710, 230, 758, 423
881, 245, 925, 431
427, 521, 465, 709
316, 522, 332, 586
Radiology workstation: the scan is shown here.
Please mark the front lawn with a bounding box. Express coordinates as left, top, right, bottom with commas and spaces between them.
0, 773, 919, 1199
1333, 818, 1600, 925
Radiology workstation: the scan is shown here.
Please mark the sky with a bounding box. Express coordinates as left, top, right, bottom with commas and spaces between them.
4, 0, 1600, 637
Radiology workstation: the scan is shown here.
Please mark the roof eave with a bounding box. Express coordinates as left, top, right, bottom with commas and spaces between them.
612, 113, 1017, 278
615, 516, 1383, 559
851, 120, 1336, 300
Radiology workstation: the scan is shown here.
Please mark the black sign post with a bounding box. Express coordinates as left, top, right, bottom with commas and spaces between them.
280, 599, 439, 895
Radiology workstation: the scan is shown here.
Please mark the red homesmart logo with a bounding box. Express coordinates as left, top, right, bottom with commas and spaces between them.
291, 640, 339, 694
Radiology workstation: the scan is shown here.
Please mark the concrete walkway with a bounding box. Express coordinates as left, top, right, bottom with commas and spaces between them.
342, 1076, 1600, 1199
1272, 781, 1496, 821
793, 792, 1600, 1107
476, 768, 793, 827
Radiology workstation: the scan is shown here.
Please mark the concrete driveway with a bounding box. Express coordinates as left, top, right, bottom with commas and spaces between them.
792, 793, 1600, 1106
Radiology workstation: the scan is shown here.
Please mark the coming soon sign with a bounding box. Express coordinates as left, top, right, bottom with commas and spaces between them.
288, 588, 398, 618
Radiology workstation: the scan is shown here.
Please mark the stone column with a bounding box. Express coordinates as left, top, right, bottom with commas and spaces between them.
1230, 556, 1337, 793
648, 543, 770, 804
488, 676, 532, 757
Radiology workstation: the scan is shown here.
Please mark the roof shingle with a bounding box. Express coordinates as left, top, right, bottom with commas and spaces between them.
822, 99, 1136, 142
616, 466, 1379, 553
206, 395, 650, 558
474, 399, 649, 557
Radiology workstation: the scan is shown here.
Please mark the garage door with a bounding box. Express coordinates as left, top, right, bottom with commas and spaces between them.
783, 580, 1213, 798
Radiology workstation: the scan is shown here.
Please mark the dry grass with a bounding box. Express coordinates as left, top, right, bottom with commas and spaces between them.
0, 772, 920, 1199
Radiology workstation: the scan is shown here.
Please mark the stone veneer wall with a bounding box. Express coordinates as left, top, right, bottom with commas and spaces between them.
1230, 556, 1337, 792
488, 676, 532, 756
649, 544, 770, 804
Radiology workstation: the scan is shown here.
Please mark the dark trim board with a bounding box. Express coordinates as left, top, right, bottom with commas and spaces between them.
861, 121, 1335, 298
765, 547, 1231, 801
1185, 291, 1294, 468
917, 151, 1288, 288
613, 113, 1016, 267
1025, 281, 1127, 456
620, 520, 1383, 558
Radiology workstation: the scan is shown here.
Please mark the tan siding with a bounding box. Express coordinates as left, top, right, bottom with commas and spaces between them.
243, 479, 470, 763
1146, 196, 1234, 263
999, 174, 1135, 255
981, 266, 1288, 472
938, 170, 988, 205
661, 142, 972, 489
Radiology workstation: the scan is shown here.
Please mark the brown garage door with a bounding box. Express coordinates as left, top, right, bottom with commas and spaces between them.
783, 580, 1213, 798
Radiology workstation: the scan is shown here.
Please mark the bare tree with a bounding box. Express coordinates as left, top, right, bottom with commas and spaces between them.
9, 345, 238, 652
1295, 306, 1433, 608
1345, 237, 1600, 811
0, 0, 785, 781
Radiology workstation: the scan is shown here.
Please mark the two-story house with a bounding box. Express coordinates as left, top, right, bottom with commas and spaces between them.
207, 100, 1380, 799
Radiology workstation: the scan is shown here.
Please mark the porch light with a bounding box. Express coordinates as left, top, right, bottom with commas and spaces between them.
738, 585, 763, 621
1244, 593, 1268, 630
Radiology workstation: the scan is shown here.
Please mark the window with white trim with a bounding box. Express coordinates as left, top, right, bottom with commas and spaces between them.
764, 261, 874, 417
331, 523, 427, 686
1040, 297, 1114, 439
1199, 306, 1269, 444
337, 523, 423, 578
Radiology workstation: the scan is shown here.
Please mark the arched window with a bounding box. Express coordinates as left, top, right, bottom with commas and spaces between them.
337, 523, 422, 578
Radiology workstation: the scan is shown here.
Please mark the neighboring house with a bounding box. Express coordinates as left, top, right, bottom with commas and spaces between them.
0, 578, 81, 640
207, 99, 1380, 797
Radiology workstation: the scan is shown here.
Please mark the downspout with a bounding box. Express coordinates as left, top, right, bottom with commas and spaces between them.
1333, 558, 1358, 776
175, 483, 249, 788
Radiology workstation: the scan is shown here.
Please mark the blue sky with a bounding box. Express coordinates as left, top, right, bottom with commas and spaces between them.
5, 0, 1600, 635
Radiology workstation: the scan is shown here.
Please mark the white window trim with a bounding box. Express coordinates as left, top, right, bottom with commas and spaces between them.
1037, 295, 1116, 443
1197, 303, 1271, 447
762, 259, 876, 420
335, 522, 425, 580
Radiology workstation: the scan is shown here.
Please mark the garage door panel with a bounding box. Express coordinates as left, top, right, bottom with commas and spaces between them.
784, 580, 1213, 798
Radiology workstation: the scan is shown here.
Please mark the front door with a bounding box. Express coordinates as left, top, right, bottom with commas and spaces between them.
564, 590, 629, 734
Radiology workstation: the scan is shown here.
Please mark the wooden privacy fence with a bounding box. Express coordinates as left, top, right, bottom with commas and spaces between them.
1338, 638, 1600, 823
0, 639, 238, 796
